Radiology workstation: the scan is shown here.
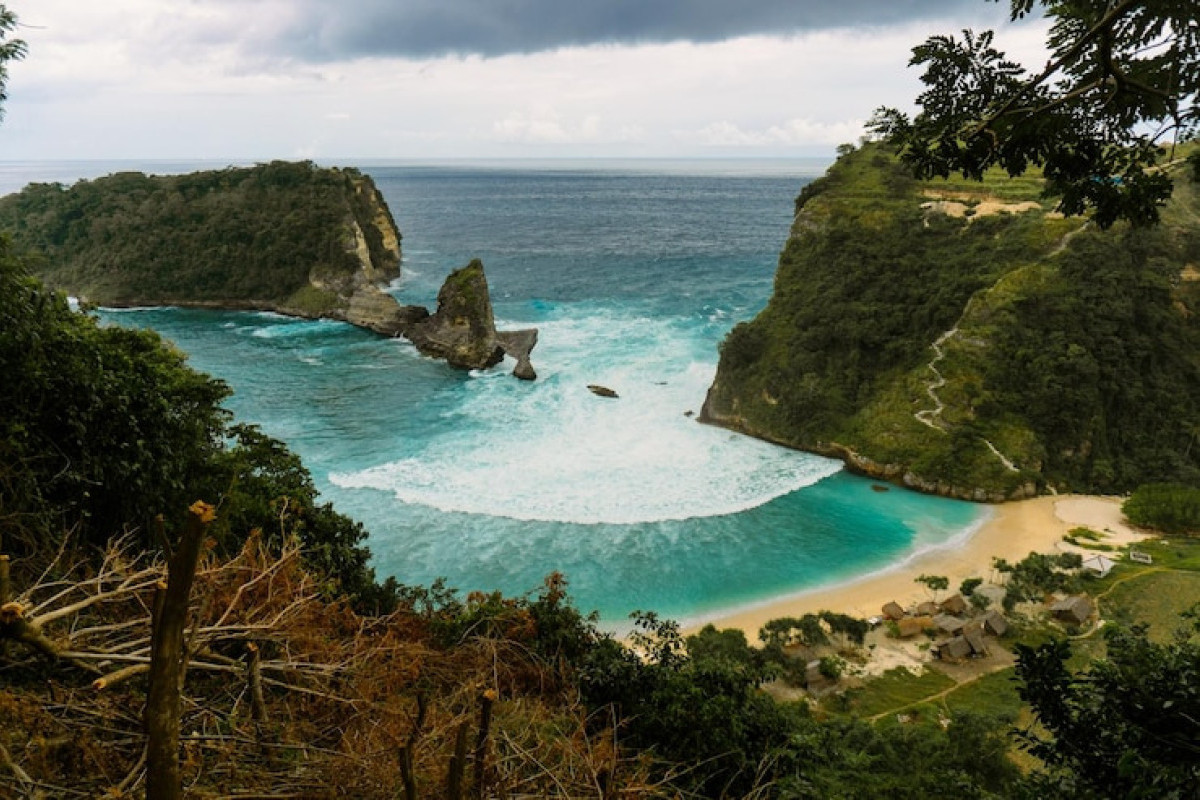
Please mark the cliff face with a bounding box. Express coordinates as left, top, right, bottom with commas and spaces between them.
407, 259, 539, 379
702, 144, 1200, 499
0, 161, 405, 327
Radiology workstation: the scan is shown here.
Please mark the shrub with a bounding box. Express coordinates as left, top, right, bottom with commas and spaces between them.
1123, 483, 1200, 535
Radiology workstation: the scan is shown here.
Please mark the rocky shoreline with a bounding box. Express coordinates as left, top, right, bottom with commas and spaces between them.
696, 404, 1036, 503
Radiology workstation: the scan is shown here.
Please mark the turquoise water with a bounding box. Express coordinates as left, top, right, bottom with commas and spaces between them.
16, 159, 987, 628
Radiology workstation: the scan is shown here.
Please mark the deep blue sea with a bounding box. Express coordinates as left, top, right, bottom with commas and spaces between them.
1, 159, 987, 629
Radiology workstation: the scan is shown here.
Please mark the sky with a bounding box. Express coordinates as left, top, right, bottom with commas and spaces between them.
0, 1, 1050, 161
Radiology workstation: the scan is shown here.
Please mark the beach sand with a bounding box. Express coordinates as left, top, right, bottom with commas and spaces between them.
694, 494, 1146, 643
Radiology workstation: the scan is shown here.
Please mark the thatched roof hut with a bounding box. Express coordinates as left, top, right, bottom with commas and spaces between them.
982, 610, 1008, 637
895, 616, 932, 638
1050, 595, 1094, 625
916, 601, 939, 616
963, 630, 987, 656
939, 594, 967, 615
882, 601, 905, 621
932, 614, 966, 636
936, 636, 973, 660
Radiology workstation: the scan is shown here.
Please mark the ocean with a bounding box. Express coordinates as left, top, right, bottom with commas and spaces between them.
2, 158, 987, 630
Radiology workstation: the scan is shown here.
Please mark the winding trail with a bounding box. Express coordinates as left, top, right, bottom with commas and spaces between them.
914, 327, 957, 431
913, 218, 1095, 473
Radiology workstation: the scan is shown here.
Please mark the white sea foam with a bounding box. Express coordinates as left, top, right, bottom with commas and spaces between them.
331, 304, 841, 524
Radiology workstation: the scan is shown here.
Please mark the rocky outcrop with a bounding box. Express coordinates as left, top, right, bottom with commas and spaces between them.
403, 259, 539, 379
496, 329, 538, 381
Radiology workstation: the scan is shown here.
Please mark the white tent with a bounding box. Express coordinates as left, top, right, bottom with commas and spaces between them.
1081, 554, 1116, 578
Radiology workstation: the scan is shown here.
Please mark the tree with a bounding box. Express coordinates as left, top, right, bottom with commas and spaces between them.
1122, 482, 1200, 534
915, 573, 950, 600
1014, 618, 1200, 797
870, 1, 1199, 228
0, 5, 25, 122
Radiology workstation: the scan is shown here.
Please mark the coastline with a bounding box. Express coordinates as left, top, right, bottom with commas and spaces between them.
688, 494, 1145, 641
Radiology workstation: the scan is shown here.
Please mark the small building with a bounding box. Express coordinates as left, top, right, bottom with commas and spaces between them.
982, 610, 1009, 637
1129, 550, 1153, 565
936, 636, 973, 660
882, 601, 906, 621
895, 615, 933, 638
939, 594, 967, 615
963, 630, 988, 657
932, 614, 966, 636
1081, 554, 1116, 578
916, 601, 940, 617
1050, 595, 1094, 625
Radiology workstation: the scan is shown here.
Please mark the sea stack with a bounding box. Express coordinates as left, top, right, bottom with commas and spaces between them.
405, 259, 539, 379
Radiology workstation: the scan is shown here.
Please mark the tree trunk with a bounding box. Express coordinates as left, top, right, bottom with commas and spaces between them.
145, 501, 213, 800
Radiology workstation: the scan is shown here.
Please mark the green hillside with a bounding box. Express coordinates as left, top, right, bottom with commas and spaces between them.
702, 144, 1200, 499
0, 160, 401, 316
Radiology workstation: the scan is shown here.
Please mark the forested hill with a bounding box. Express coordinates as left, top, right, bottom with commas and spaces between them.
701, 143, 1200, 500
0, 160, 402, 317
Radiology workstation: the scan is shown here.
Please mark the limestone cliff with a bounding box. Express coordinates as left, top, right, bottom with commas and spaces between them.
406, 259, 539, 379
0, 161, 406, 329
701, 143, 1200, 499
0, 162, 539, 379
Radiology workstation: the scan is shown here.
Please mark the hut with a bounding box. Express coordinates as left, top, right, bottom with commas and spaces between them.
895, 616, 932, 638
932, 614, 966, 636
1081, 554, 1116, 578
963, 629, 988, 656
1050, 595, 1094, 625
916, 601, 940, 617
982, 610, 1009, 637
936, 636, 973, 660
939, 594, 967, 615
882, 601, 906, 621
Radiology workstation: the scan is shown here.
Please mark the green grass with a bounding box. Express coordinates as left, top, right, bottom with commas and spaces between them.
1101, 570, 1200, 642
284, 284, 341, 316
942, 668, 1022, 719
829, 666, 954, 718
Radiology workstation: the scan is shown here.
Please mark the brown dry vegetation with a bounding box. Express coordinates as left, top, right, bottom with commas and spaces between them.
0, 528, 668, 799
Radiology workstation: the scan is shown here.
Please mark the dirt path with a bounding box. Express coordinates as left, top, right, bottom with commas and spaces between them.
867, 658, 1013, 723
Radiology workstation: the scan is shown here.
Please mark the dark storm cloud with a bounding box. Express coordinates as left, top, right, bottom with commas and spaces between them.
271, 0, 990, 60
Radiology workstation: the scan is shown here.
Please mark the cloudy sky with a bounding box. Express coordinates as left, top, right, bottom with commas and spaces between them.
0, 1, 1049, 161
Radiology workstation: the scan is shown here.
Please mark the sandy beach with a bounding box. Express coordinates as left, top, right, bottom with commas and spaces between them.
694, 494, 1146, 642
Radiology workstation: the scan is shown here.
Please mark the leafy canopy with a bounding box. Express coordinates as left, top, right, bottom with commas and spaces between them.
0, 4, 25, 121
871, 0, 1199, 227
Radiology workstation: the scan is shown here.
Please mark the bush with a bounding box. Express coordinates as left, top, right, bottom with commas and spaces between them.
1123, 483, 1200, 534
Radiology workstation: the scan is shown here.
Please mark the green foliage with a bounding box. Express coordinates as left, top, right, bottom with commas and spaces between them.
1123, 483, 1200, 534
1015, 618, 1200, 798
871, 2, 1198, 227
0, 4, 25, 122
916, 573, 950, 599
705, 142, 1200, 497
0, 237, 230, 541
0, 161, 399, 308
1002, 552, 1084, 611
817, 655, 844, 681
0, 248, 391, 609
960, 576, 984, 597
820, 610, 870, 647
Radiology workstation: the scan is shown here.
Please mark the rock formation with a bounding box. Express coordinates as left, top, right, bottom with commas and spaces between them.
403, 259, 539, 379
